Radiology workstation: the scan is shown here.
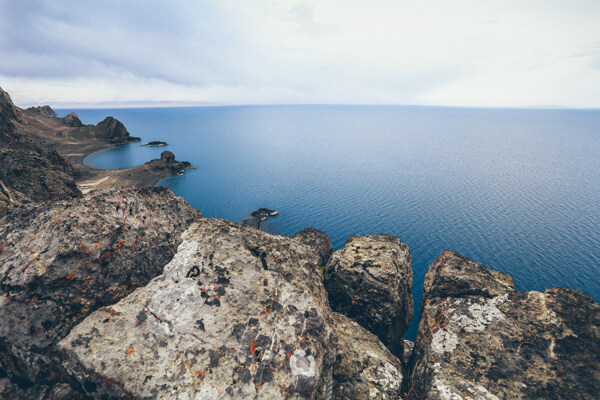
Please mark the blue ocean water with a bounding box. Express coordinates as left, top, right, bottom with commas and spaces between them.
68, 105, 600, 340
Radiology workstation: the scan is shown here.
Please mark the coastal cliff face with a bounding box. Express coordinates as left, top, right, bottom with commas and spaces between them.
324, 234, 414, 358
405, 250, 600, 400
0, 88, 82, 208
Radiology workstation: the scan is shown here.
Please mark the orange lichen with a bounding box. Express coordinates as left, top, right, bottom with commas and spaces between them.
250, 338, 257, 354
126, 348, 134, 357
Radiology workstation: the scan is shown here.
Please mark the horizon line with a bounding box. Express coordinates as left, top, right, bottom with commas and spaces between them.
15, 101, 600, 111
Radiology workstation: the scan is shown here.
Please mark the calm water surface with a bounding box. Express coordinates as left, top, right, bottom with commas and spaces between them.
68, 105, 600, 339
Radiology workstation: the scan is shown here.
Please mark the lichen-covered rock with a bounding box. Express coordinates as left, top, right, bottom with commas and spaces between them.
59, 218, 336, 399
331, 312, 403, 400
294, 228, 332, 266
406, 250, 600, 400
323, 234, 413, 357
0, 187, 200, 395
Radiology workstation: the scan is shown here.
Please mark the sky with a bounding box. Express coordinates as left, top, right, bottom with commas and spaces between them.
0, 0, 599, 108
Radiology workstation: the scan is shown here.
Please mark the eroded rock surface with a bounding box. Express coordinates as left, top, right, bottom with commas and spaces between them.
331, 312, 403, 400
0, 148, 82, 209
406, 250, 600, 400
0, 187, 200, 395
324, 234, 413, 357
59, 219, 336, 399
294, 228, 332, 266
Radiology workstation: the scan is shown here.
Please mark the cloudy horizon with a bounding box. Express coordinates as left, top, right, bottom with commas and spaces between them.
1, 0, 599, 109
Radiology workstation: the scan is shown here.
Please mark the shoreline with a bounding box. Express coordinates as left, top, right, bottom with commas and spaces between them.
7, 103, 190, 194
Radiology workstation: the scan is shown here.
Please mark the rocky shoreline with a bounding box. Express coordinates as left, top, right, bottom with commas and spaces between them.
0, 86, 192, 205
1, 86, 599, 399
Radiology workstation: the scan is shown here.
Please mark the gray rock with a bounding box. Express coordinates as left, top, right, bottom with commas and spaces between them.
59, 218, 337, 399
294, 228, 332, 266
406, 250, 600, 400
0, 187, 200, 395
331, 312, 403, 400
323, 234, 413, 357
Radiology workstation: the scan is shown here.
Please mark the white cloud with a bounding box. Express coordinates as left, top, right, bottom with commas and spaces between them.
1, 0, 599, 107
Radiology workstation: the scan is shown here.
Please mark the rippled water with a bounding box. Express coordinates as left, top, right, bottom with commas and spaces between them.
73, 105, 600, 339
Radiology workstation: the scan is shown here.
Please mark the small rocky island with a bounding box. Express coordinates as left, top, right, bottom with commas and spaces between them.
1, 86, 599, 399
241, 207, 279, 230
141, 140, 168, 147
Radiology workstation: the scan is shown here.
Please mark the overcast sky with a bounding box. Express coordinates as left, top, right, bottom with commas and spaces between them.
1, 0, 599, 108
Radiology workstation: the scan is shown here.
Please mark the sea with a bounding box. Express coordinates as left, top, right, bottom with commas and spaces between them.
62, 105, 600, 340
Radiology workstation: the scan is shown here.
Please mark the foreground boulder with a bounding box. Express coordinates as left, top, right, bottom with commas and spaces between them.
331, 313, 403, 399
324, 234, 413, 357
406, 250, 600, 399
0, 187, 200, 395
59, 218, 336, 399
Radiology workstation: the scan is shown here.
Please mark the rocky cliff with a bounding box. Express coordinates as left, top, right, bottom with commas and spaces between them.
405, 250, 600, 400
0, 186, 598, 399
95, 116, 141, 143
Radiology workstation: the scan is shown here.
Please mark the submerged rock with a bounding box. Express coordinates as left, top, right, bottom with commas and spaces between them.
323, 234, 413, 358
59, 218, 336, 399
0, 187, 200, 395
406, 250, 600, 400
331, 312, 404, 400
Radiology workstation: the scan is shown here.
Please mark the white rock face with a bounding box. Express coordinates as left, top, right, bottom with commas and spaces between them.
59, 218, 336, 399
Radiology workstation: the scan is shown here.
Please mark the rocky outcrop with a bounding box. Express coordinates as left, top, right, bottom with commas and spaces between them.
25, 105, 56, 117
294, 228, 333, 266
0, 148, 82, 209
0, 187, 200, 395
61, 112, 83, 127
145, 150, 192, 174
142, 140, 168, 147
331, 312, 403, 400
406, 250, 600, 400
96, 116, 141, 143
324, 234, 413, 358
241, 208, 280, 230
59, 218, 336, 399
